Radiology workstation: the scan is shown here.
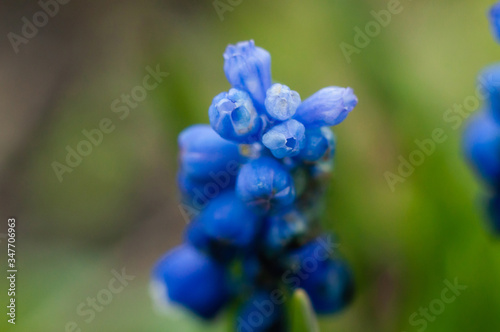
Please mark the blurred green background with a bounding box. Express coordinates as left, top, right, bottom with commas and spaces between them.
1, 0, 499, 331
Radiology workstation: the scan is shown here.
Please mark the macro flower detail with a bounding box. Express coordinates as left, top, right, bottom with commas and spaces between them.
236, 157, 296, 212
223, 40, 272, 111
195, 190, 260, 247
464, 4, 500, 235
209, 89, 264, 143
293, 87, 358, 128
265, 83, 301, 120
262, 119, 306, 158
178, 124, 241, 181
152, 40, 358, 330
295, 258, 354, 315
299, 127, 336, 162
151, 244, 230, 319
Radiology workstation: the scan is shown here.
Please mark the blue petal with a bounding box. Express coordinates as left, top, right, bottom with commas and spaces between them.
195, 191, 261, 247
178, 124, 242, 181
463, 111, 500, 187
261, 207, 309, 254
300, 259, 354, 315
177, 171, 236, 213
478, 64, 500, 121
224, 40, 272, 111
265, 83, 301, 120
236, 157, 296, 212
298, 127, 336, 162
294, 87, 358, 128
262, 119, 306, 158
152, 244, 230, 319
209, 89, 264, 143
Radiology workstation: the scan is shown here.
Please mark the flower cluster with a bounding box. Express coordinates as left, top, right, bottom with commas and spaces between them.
152, 40, 358, 330
464, 3, 500, 234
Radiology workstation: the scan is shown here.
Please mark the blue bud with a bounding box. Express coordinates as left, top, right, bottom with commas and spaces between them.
487, 194, 500, 234
151, 244, 230, 319
224, 40, 272, 111
265, 83, 301, 120
209, 89, 264, 143
293, 87, 358, 128
177, 169, 237, 213
300, 259, 354, 315
236, 291, 285, 332
478, 64, 500, 121
262, 208, 309, 254
179, 124, 241, 181
298, 127, 336, 162
262, 119, 306, 158
236, 157, 296, 212
284, 234, 336, 272
195, 191, 261, 247
463, 111, 500, 187
489, 3, 500, 43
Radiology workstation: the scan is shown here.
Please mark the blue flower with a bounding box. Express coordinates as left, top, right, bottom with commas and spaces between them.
293, 87, 358, 128
177, 171, 236, 212
195, 191, 261, 247
489, 2, 500, 43
261, 207, 309, 254
284, 235, 335, 272
153, 40, 357, 323
224, 40, 272, 111
179, 124, 241, 181
262, 119, 306, 158
151, 244, 230, 319
478, 64, 500, 121
299, 259, 354, 315
209, 89, 265, 143
265, 83, 301, 121
236, 157, 296, 212
298, 127, 336, 162
463, 111, 500, 187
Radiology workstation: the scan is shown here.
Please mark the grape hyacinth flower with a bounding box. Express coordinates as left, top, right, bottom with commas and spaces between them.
265, 83, 301, 121
262, 120, 306, 158
209, 89, 264, 143
152, 40, 358, 331
464, 3, 500, 235
151, 244, 230, 319
293, 87, 358, 128
223, 40, 272, 111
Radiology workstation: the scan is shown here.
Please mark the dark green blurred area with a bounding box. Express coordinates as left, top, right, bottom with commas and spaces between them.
1, 0, 499, 331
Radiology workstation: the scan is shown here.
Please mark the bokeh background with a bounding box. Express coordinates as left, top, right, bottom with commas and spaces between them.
1, 0, 499, 331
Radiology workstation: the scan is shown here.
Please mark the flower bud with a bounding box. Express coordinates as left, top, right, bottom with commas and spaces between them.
209, 89, 264, 143
224, 40, 272, 111
262, 119, 306, 158
294, 87, 358, 128
265, 83, 301, 120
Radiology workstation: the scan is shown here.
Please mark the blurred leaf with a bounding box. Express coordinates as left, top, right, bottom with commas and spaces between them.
288, 289, 320, 332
